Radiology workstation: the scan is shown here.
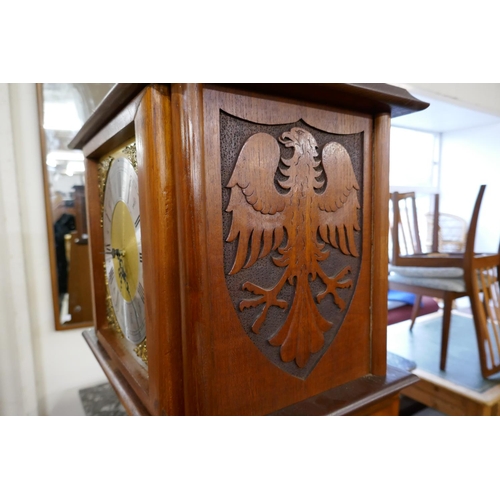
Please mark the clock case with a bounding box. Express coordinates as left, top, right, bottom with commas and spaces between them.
70, 84, 428, 416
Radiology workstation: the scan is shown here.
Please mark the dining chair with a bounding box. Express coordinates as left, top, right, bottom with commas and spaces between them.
388, 185, 499, 375
389, 190, 466, 331
426, 212, 467, 253
467, 243, 500, 377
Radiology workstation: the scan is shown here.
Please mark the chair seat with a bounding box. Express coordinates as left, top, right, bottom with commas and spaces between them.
389, 272, 466, 293
389, 265, 464, 278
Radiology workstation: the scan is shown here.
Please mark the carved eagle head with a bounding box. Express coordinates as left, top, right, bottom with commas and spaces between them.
280, 127, 318, 156
279, 127, 321, 181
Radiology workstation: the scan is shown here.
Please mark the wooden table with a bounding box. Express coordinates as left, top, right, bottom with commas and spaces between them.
388, 311, 500, 416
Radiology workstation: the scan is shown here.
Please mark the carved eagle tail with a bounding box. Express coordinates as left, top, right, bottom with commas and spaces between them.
269, 274, 332, 367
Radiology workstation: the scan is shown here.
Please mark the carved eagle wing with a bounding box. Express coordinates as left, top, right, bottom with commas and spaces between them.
226, 133, 288, 275
317, 142, 360, 257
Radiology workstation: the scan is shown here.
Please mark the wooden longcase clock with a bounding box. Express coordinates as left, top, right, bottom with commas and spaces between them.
71, 84, 428, 416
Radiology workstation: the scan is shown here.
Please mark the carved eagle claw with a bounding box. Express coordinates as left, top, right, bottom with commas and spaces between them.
316, 265, 353, 311
239, 281, 288, 334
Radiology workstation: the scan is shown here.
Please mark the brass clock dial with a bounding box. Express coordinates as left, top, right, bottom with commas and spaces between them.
103, 156, 146, 344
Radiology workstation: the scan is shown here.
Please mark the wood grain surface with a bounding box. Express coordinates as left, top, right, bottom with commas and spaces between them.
77, 83, 426, 415
135, 85, 184, 415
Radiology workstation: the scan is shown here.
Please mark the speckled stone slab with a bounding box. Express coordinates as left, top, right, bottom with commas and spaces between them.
79, 382, 126, 416
387, 351, 417, 372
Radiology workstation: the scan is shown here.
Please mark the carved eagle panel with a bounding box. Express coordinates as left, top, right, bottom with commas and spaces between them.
221, 113, 363, 379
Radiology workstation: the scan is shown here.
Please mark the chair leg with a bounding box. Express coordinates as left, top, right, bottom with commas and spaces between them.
409, 295, 422, 330
440, 296, 453, 371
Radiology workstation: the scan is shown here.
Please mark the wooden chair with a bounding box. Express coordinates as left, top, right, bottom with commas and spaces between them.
466, 246, 500, 378
426, 212, 467, 253
389, 191, 439, 266
388, 185, 500, 376
389, 190, 465, 332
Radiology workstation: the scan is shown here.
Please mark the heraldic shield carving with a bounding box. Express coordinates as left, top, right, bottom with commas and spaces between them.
221, 112, 363, 379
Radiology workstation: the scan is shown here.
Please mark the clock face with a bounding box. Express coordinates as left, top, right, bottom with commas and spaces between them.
103, 156, 146, 344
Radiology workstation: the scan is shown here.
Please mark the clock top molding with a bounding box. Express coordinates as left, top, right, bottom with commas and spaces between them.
69, 83, 429, 151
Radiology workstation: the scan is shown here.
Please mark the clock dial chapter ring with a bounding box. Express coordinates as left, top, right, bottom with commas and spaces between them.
103, 156, 146, 345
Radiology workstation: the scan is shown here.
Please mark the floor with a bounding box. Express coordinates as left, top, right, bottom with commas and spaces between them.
390, 296, 470, 416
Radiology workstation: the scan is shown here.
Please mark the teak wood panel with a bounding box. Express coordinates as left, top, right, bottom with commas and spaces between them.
135, 85, 184, 415
173, 85, 379, 415
371, 114, 391, 376
84, 85, 186, 415
84, 99, 154, 414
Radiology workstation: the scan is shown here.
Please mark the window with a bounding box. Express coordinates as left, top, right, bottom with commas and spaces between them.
389, 126, 442, 253
390, 126, 440, 193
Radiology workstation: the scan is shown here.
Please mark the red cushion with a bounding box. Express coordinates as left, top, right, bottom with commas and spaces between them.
388, 297, 440, 325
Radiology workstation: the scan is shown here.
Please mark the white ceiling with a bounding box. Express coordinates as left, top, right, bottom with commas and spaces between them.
392, 92, 500, 133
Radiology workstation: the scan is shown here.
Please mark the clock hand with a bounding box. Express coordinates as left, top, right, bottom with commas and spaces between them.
115, 252, 131, 295
115, 252, 142, 328
104, 248, 125, 259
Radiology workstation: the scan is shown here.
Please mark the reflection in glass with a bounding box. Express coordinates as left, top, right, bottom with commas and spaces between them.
40, 83, 114, 329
